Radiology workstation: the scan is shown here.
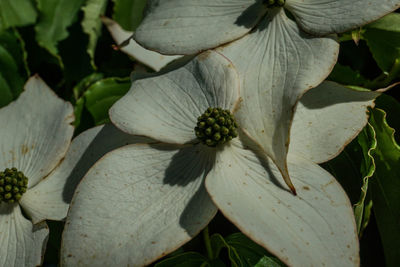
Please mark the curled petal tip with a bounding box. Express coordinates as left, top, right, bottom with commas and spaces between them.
280, 167, 297, 196
289, 185, 297, 196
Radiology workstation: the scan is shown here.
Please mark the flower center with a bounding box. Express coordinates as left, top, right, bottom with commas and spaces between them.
264, 0, 285, 8
195, 107, 238, 147
0, 168, 28, 204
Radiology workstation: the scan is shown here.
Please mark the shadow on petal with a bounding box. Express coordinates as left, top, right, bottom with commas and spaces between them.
237, 130, 291, 194
235, 1, 268, 28
62, 124, 151, 203
0, 203, 16, 215
179, 181, 217, 236
300, 81, 380, 109
160, 143, 217, 233
162, 143, 215, 187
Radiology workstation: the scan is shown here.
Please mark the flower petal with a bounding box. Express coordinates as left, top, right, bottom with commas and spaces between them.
206, 140, 359, 266
110, 50, 240, 144
286, 0, 400, 36
0, 203, 49, 267
19, 124, 148, 224
217, 9, 338, 192
134, 0, 267, 55
289, 81, 380, 164
101, 17, 183, 72
61, 143, 217, 266
0, 76, 74, 188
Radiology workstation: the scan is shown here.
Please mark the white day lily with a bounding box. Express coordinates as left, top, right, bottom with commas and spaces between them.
61, 51, 380, 266
132, 0, 400, 192
0, 74, 147, 266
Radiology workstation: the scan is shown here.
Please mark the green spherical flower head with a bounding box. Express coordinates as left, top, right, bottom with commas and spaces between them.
264, 0, 285, 8
195, 107, 238, 147
0, 168, 28, 204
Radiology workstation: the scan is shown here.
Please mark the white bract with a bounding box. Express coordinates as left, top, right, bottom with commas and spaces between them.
0, 76, 74, 267
61, 51, 380, 266
101, 17, 182, 72
0, 75, 148, 267
132, 0, 399, 193
134, 0, 400, 55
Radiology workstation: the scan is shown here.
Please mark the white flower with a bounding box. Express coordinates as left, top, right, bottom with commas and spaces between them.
134, 0, 400, 55
0, 76, 148, 266
131, 0, 399, 191
0, 76, 74, 267
61, 51, 380, 266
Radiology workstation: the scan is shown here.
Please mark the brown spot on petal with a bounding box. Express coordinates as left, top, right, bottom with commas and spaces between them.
21, 145, 29, 155
198, 51, 211, 61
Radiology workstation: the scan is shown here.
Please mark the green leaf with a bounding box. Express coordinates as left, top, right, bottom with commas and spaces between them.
154, 252, 208, 267
72, 73, 104, 129
224, 233, 286, 267
81, 0, 108, 68
12, 29, 30, 77
353, 122, 376, 236
0, 73, 13, 107
368, 108, 400, 267
360, 199, 373, 237
73, 72, 104, 100
35, 0, 85, 59
74, 97, 85, 129
210, 234, 241, 266
375, 94, 400, 144
362, 13, 400, 72
0, 29, 28, 107
321, 139, 364, 206
112, 0, 147, 31
321, 116, 376, 237
0, 0, 37, 31
254, 256, 285, 267
75, 77, 130, 126
328, 63, 369, 86
58, 19, 95, 86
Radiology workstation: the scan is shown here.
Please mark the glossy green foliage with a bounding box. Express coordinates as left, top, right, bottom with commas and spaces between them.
0, 29, 28, 107
35, 0, 85, 59
368, 108, 400, 267
112, 0, 147, 31
74, 77, 130, 128
363, 13, 400, 72
81, 0, 108, 67
0, 0, 37, 31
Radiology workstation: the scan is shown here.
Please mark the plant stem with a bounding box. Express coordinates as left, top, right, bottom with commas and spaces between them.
203, 226, 213, 260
